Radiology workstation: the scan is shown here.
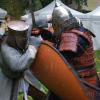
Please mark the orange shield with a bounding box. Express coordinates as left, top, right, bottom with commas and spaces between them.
30, 42, 89, 100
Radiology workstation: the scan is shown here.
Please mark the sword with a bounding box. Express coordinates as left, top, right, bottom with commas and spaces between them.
24, 70, 43, 92
27, 0, 38, 46
27, 0, 44, 93
29, 0, 37, 28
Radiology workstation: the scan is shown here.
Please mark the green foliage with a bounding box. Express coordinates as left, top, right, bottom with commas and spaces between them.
40, 0, 53, 7
0, 0, 25, 19
22, 0, 43, 11
75, 0, 87, 6
33, 0, 43, 11
73, 0, 87, 10
0, 0, 43, 19
39, 0, 88, 7
0, 0, 88, 18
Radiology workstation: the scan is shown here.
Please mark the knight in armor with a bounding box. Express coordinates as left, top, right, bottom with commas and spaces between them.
47, 3, 98, 100
0, 20, 37, 100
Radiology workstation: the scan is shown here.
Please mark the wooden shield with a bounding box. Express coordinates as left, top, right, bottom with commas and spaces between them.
30, 42, 89, 100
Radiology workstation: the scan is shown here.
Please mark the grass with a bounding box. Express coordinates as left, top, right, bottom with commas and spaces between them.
94, 50, 100, 78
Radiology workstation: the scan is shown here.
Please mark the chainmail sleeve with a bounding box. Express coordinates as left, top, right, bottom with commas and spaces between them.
1, 43, 37, 73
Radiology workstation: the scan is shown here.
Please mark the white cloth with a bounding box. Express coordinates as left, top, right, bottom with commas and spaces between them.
0, 42, 37, 100
0, 70, 12, 100
18, 79, 29, 100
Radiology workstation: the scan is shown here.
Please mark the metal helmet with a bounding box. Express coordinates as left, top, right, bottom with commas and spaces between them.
7, 21, 30, 51
52, 2, 79, 36
7, 20, 29, 35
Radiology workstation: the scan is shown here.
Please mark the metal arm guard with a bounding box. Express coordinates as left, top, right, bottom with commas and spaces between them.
1, 43, 36, 78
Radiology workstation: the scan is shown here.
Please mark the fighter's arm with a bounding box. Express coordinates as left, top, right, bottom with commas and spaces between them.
1, 44, 37, 72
